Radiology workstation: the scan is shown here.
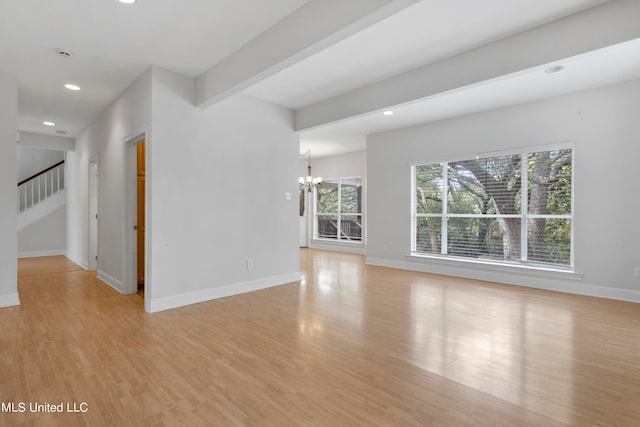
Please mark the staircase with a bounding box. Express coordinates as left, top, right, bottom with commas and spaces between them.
17, 161, 65, 231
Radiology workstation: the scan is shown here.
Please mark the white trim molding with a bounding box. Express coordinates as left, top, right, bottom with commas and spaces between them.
366, 256, 640, 303
18, 249, 67, 259
146, 272, 302, 313
123, 130, 147, 296
65, 252, 88, 271
0, 293, 21, 308
97, 270, 126, 294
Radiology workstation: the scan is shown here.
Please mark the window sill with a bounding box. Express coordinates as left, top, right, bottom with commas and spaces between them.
406, 252, 583, 281
312, 238, 363, 246
310, 239, 365, 255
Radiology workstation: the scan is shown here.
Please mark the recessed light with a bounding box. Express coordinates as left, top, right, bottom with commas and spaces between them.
43, 121, 55, 126
118, 0, 136, 3
383, 110, 394, 116
544, 65, 565, 74
64, 83, 81, 91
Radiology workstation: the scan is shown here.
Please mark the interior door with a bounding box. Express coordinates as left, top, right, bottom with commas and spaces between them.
137, 141, 145, 287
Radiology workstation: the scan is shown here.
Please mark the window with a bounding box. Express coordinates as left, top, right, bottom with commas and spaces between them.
412, 147, 573, 268
315, 177, 363, 242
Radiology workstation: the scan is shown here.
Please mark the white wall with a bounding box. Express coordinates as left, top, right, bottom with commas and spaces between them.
17, 145, 64, 182
17, 146, 67, 256
0, 71, 19, 307
66, 66, 300, 313
299, 150, 365, 180
18, 206, 66, 258
299, 150, 366, 254
367, 78, 640, 302
66, 70, 151, 276
148, 67, 300, 311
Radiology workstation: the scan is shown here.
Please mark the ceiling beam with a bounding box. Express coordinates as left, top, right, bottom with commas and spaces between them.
195, 0, 419, 109
18, 131, 75, 152
295, 0, 640, 131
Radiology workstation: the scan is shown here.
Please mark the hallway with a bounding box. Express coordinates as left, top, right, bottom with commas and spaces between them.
2, 251, 640, 426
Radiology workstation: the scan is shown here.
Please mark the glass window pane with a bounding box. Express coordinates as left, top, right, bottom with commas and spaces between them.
314, 176, 364, 243
317, 181, 338, 214
527, 218, 571, 266
447, 217, 521, 261
416, 165, 443, 214
447, 163, 486, 215
449, 155, 522, 215
528, 149, 572, 215
340, 214, 362, 241
340, 178, 362, 214
413, 147, 572, 268
416, 217, 441, 253
317, 214, 338, 239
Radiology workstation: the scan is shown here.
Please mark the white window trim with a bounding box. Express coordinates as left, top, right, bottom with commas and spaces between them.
314, 176, 364, 244
410, 143, 574, 272
405, 251, 583, 281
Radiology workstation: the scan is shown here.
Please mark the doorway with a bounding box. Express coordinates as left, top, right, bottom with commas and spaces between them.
123, 131, 146, 298
136, 141, 145, 290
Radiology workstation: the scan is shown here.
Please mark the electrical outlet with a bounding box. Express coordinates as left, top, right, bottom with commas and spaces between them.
247, 259, 254, 270
635, 267, 640, 278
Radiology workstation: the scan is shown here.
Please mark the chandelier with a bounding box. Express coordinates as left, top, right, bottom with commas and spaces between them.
299, 149, 322, 192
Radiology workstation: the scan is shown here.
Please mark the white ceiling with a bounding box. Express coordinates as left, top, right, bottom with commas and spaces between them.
241, 0, 640, 158
1, 0, 308, 136
299, 38, 640, 158
244, 0, 611, 110
4, 0, 637, 160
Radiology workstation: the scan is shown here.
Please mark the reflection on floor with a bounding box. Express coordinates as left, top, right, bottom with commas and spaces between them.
2, 250, 639, 426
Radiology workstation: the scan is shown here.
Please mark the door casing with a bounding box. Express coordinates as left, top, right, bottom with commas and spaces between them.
88, 159, 99, 271
123, 131, 148, 300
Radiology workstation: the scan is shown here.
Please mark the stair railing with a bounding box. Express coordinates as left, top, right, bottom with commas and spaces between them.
17, 160, 65, 213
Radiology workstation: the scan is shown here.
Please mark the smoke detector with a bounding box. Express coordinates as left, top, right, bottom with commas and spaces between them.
56, 48, 73, 57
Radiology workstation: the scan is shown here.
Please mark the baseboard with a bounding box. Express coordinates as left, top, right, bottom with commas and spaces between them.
97, 270, 125, 294
18, 249, 66, 259
0, 293, 21, 308
147, 272, 302, 313
65, 252, 88, 270
366, 257, 640, 303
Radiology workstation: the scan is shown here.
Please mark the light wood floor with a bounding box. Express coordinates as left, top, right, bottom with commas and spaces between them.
2, 251, 639, 426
